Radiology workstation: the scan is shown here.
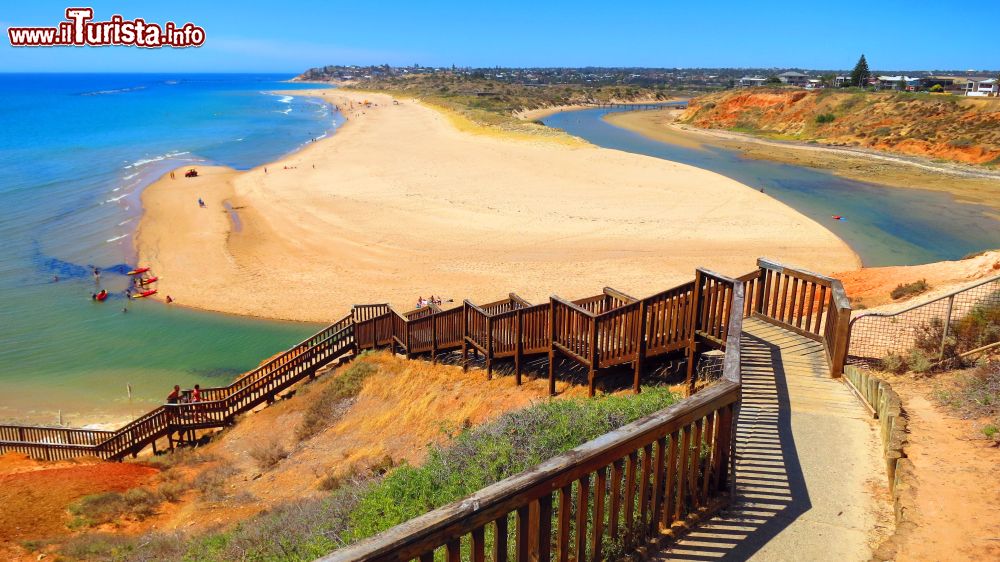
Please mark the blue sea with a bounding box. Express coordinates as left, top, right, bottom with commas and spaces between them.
0, 74, 341, 424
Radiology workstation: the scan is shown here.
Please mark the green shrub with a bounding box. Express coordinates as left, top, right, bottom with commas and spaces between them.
815, 113, 836, 124
947, 138, 973, 148
879, 352, 909, 374
890, 279, 929, 300
873, 126, 892, 137
68, 488, 160, 528
935, 362, 998, 417
193, 465, 238, 502
296, 360, 378, 441
248, 437, 290, 471
345, 387, 678, 541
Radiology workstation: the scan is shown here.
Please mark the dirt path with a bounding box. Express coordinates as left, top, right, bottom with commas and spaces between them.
890, 379, 1000, 561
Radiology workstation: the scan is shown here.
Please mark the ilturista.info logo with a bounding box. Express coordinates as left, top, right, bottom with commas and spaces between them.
7, 7, 205, 48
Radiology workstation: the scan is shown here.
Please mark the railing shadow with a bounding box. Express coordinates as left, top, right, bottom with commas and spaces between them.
655, 331, 810, 561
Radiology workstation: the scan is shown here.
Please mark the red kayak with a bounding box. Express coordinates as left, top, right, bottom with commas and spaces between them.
138, 276, 158, 285
93, 290, 109, 302
127, 267, 150, 276
131, 289, 157, 299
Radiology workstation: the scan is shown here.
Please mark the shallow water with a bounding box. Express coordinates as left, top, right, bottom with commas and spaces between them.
0, 74, 343, 423
543, 107, 1000, 267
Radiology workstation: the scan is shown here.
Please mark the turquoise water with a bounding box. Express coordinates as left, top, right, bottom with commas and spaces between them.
544, 107, 1000, 267
0, 74, 342, 424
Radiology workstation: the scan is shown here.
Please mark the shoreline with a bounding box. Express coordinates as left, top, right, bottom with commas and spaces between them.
137, 89, 859, 323
603, 109, 1000, 212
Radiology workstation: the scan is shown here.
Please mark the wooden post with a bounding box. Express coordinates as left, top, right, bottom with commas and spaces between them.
486, 316, 494, 380
686, 271, 704, 395
515, 309, 523, 385
634, 299, 647, 394
404, 319, 412, 359
431, 314, 438, 364
548, 298, 557, 396
755, 266, 767, 314
588, 316, 599, 397
462, 303, 469, 372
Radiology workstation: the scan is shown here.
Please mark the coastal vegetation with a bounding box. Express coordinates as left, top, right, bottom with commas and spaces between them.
337, 72, 681, 139
54, 372, 679, 561
680, 88, 1000, 166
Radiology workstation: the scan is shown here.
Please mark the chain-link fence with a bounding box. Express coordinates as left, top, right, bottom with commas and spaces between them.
848, 274, 1000, 368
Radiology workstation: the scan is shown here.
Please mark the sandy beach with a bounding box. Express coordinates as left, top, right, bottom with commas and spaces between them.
605, 109, 1000, 213
137, 89, 858, 322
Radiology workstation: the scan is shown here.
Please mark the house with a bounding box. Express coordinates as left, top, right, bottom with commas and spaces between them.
876, 75, 920, 91
777, 71, 809, 86
965, 78, 999, 97
920, 76, 955, 90
739, 76, 767, 87
834, 75, 853, 87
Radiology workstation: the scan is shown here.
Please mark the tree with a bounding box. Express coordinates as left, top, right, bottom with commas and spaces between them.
850, 54, 871, 88
766, 75, 782, 84
897, 77, 908, 91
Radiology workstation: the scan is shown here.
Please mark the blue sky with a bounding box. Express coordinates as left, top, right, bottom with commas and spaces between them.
2, 1, 998, 72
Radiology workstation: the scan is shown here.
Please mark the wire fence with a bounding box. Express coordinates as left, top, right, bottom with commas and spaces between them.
848, 274, 1000, 368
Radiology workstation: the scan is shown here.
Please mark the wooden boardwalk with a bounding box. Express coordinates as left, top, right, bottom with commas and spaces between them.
652, 317, 880, 561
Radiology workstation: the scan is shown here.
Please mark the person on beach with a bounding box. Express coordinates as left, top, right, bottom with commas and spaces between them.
198, 198, 205, 208
166, 295, 173, 303
166, 385, 181, 404
170, 171, 175, 180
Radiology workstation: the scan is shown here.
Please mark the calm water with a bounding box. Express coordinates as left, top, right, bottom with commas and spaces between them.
0, 74, 343, 424
544, 107, 1000, 266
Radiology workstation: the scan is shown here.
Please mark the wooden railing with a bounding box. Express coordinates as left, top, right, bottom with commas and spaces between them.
1, 315, 357, 461
743, 258, 851, 377
3, 259, 851, 467
318, 283, 746, 562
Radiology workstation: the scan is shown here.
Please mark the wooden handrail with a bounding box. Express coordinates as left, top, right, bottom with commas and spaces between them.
318, 381, 740, 562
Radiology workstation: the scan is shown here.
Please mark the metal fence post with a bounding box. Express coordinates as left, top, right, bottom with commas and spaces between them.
939, 295, 954, 362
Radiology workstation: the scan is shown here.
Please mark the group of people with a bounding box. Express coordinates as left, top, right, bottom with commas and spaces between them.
415, 295, 443, 308
166, 384, 202, 404
166, 384, 205, 421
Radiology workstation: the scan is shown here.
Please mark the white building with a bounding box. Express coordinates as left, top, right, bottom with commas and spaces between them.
965, 78, 999, 97
739, 76, 767, 87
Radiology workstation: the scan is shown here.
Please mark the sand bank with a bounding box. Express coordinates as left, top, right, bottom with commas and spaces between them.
605, 109, 1000, 212
137, 89, 858, 322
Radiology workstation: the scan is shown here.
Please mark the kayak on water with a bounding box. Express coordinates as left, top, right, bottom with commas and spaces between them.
131, 289, 157, 299
127, 267, 150, 275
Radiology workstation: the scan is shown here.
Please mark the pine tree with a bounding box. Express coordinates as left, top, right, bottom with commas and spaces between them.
850, 54, 871, 88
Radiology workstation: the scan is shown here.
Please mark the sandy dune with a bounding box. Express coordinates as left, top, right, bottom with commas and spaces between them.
137, 90, 858, 322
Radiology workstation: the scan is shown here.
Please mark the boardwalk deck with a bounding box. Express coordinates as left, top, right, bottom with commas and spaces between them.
652, 317, 881, 561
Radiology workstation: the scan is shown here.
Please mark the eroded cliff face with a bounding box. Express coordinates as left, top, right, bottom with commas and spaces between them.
681, 89, 1000, 165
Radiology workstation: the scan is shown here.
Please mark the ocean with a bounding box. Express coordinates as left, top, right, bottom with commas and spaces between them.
0, 73, 341, 425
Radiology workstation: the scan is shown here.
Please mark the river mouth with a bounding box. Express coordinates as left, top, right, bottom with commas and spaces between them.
543, 107, 1000, 267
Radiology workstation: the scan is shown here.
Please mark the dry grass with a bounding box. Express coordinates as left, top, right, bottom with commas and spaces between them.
247, 436, 290, 471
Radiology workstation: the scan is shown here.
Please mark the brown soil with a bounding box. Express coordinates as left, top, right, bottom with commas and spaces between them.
0, 455, 159, 558
885, 372, 1000, 561
836, 250, 1000, 312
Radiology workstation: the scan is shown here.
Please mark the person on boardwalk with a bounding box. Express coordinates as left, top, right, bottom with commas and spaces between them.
191, 384, 204, 421
166, 385, 181, 404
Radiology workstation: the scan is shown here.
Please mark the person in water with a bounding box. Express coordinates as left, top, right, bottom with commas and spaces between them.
92, 267, 100, 281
